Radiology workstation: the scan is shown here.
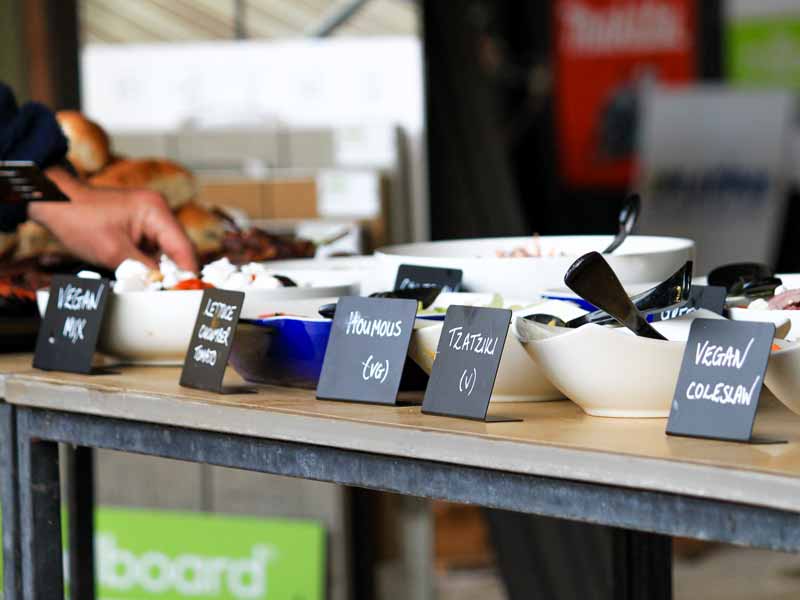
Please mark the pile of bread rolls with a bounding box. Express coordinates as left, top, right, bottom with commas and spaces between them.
11, 111, 228, 265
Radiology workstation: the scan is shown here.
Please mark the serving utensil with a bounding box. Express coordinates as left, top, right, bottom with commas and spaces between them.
569, 260, 692, 327
602, 193, 641, 254
524, 260, 692, 329
707, 262, 782, 306
564, 251, 666, 340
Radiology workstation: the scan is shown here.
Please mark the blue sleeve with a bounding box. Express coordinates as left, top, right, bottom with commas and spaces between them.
0, 83, 70, 232
0, 82, 68, 169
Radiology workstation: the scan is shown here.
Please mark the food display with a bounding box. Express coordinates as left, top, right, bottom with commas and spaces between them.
112, 255, 305, 293
495, 234, 564, 258
0, 111, 317, 312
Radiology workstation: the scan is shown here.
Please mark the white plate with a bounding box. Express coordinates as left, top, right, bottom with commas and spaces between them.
376, 235, 694, 297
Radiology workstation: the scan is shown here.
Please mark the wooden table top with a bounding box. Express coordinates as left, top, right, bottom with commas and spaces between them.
4, 354, 800, 512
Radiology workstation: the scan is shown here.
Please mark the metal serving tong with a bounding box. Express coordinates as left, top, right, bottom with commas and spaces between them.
706, 262, 782, 307
526, 259, 692, 334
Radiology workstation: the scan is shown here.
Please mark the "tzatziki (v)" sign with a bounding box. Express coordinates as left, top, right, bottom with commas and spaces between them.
422, 305, 513, 421
667, 318, 775, 442
316, 296, 417, 405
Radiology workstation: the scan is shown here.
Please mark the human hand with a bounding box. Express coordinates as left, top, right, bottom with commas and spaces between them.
29, 167, 198, 272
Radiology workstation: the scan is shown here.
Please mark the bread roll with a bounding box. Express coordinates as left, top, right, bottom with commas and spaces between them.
56, 110, 111, 177
89, 158, 196, 209
175, 202, 226, 256
14, 221, 66, 260
0, 232, 17, 260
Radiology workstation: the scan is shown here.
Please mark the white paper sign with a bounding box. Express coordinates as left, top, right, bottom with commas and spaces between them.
636, 86, 793, 273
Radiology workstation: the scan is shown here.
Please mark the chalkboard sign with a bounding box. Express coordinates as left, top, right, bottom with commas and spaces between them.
667, 318, 775, 443
180, 289, 244, 393
33, 275, 111, 374
395, 264, 463, 293
0, 161, 69, 204
316, 296, 418, 405
651, 285, 727, 322
422, 306, 518, 422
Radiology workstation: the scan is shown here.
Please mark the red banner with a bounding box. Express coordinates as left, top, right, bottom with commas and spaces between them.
554, 0, 696, 187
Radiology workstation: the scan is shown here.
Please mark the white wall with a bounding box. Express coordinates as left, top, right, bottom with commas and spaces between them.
81, 37, 428, 240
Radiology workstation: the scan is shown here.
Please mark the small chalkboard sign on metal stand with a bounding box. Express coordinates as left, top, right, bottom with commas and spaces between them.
33, 275, 111, 374
395, 264, 463, 293
317, 296, 419, 406
180, 289, 251, 394
666, 318, 783, 444
422, 305, 520, 422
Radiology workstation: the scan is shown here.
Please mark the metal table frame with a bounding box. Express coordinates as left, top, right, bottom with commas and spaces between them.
6, 404, 800, 599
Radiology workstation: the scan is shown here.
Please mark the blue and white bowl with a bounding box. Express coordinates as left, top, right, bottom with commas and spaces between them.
230, 316, 331, 389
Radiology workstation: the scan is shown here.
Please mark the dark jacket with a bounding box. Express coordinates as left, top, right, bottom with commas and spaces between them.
0, 83, 69, 231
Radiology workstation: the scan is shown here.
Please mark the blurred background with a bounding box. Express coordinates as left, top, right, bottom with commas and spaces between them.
3, 0, 800, 599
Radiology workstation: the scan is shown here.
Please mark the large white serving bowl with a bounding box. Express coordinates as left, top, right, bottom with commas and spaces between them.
249, 256, 383, 294
36, 288, 341, 365
408, 319, 563, 403
516, 322, 686, 417
375, 235, 694, 297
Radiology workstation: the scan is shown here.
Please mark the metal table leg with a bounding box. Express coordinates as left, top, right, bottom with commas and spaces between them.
0, 402, 20, 600
17, 409, 64, 600
612, 528, 672, 600
64, 445, 95, 600
486, 511, 673, 600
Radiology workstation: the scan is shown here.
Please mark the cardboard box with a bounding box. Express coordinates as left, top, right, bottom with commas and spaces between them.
195, 179, 265, 218
195, 171, 391, 250
264, 179, 318, 219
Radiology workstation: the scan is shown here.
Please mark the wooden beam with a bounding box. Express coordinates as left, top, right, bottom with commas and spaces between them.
22, 0, 81, 109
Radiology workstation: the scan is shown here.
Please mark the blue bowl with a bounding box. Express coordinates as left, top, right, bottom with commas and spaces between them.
230, 317, 332, 389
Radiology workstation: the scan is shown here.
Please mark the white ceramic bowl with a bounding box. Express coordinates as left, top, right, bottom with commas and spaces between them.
375, 235, 694, 297
517, 322, 685, 417
726, 308, 792, 339
408, 318, 563, 403
37, 287, 341, 365
725, 273, 800, 341
248, 256, 383, 294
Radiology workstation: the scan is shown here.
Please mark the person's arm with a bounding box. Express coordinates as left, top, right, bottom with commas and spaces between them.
0, 82, 71, 232
28, 166, 198, 272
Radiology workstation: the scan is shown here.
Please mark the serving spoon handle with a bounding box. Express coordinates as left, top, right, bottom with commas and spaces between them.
603, 193, 641, 254
564, 251, 666, 340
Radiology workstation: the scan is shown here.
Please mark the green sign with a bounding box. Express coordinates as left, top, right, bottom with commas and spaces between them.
727, 14, 800, 88
1, 507, 325, 600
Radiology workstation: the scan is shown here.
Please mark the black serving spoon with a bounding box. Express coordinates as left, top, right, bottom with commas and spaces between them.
525, 260, 693, 329
568, 260, 692, 327
602, 193, 641, 254
564, 251, 666, 340
317, 286, 443, 319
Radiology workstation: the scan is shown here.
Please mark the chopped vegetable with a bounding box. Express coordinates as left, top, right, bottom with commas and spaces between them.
171, 279, 214, 291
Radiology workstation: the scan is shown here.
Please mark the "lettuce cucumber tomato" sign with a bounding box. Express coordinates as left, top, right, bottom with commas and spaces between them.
1, 507, 325, 600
